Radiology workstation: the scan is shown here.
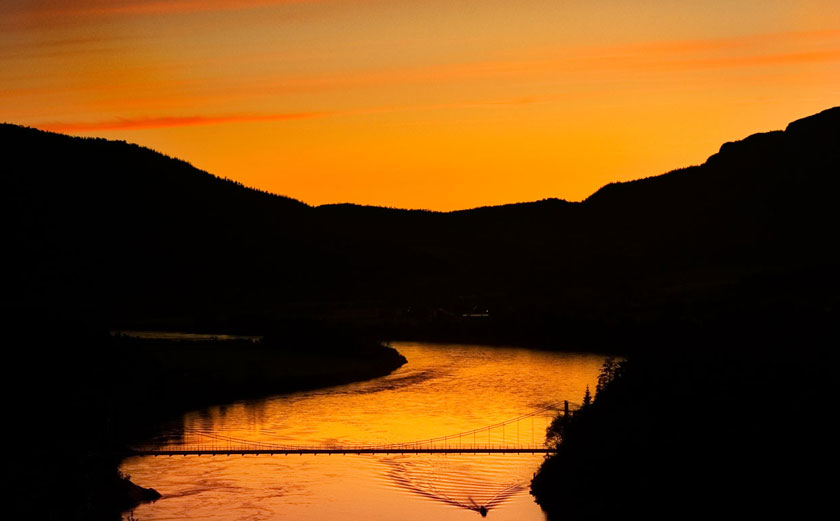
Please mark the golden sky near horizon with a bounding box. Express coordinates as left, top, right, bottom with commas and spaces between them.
2, 0, 839, 210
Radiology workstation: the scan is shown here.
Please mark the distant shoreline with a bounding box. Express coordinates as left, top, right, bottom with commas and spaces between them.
115, 336, 408, 514
5, 319, 408, 520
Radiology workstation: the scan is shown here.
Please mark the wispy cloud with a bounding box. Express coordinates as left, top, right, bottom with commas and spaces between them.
33, 95, 552, 132
672, 49, 840, 69
579, 29, 840, 56
39, 111, 328, 132
24, 29, 840, 133
3, 0, 329, 19
241, 30, 840, 94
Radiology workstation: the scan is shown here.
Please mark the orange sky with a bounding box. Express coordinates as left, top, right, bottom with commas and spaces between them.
2, 0, 839, 210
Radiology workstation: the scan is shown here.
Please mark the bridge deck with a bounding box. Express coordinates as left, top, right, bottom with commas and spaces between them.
131, 448, 556, 456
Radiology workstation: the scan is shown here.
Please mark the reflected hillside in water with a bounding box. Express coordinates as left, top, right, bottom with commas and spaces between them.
153, 343, 604, 448
122, 343, 606, 521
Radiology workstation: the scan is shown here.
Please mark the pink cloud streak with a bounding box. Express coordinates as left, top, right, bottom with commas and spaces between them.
39, 111, 328, 132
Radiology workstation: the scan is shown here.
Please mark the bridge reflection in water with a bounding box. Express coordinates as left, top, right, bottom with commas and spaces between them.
130, 400, 574, 457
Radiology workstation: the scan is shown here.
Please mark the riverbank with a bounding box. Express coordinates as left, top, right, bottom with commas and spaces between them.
120, 342, 605, 521
529, 315, 835, 520
5, 315, 406, 521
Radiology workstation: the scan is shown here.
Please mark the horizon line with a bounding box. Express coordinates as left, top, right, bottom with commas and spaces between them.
5, 105, 833, 213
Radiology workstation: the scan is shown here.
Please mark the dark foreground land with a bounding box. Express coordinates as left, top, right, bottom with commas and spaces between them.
527, 108, 839, 519
3, 107, 839, 519
530, 311, 835, 520
5, 316, 405, 520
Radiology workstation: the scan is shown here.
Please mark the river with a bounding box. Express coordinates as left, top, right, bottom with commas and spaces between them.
121, 342, 607, 520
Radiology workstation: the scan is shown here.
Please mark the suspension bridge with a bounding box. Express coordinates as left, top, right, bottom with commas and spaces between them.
128, 400, 575, 456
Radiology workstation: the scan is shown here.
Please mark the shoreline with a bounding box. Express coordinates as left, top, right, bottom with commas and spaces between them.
528, 324, 834, 520
115, 340, 408, 516
5, 319, 407, 521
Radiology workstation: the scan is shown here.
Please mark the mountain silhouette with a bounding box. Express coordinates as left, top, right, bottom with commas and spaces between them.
529, 108, 840, 520
2, 107, 838, 336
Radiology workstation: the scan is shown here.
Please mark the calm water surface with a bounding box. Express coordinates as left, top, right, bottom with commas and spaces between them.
122, 342, 606, 520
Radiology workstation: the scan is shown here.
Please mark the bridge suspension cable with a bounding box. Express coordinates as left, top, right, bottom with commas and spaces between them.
130, 400, 578, 455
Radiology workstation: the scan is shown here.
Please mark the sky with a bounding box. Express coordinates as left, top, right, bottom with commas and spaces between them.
2, 0, 839, 210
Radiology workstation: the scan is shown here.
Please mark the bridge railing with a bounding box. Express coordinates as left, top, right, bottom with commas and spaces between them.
130, 400, 577, 454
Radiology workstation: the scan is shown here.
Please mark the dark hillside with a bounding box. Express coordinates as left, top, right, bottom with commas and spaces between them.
528, 107, 840, 519
2, 107, 839, 337
1, 125, 318, 315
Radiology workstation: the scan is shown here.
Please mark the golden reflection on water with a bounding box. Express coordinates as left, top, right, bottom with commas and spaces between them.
122, 343, 606, 520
